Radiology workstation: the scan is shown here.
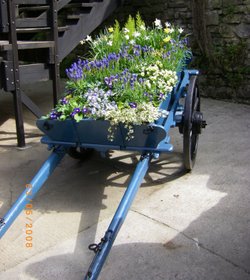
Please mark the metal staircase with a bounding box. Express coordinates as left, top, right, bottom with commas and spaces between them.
0, 0, 124, 147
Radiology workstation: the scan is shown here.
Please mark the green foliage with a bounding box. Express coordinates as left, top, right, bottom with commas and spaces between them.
223, 5, 236, 17
193, 39, 248, 90
112, 20, 121, 50
213, 40, 248, 88
135, 12, 145, 30
124, 15, 136, 37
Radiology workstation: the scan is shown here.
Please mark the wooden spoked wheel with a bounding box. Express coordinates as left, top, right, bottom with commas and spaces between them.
183, 75, 205, 171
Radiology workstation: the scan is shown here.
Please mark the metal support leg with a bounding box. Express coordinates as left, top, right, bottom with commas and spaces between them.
50, 0, 60, 107
7, 0, 25, 147
12, 89, 25, 147
21, 90, 43, 118
0, 146, 66, 238
84, 153, 152, 280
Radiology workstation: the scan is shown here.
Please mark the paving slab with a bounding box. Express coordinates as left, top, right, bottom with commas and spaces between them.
0, 83, 250, 280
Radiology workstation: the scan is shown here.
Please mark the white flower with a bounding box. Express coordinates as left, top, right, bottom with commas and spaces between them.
86, 35, 92, 42
133, 31, 141, 38
154, 18, 162, 29
139, 25, 146, 30
125, 34, 130, 40
102, 35, 108, 41
165, 22, 171, 27
107, 41, 113, 46
129, 39, 135, 45
145, 80, 151, 89
145, 36, 150, 40
178, 27, 184, 33
156, 60, 163, 68
149, 75, 157, 81
169, 28, 174, 33
123, 28, 129, 34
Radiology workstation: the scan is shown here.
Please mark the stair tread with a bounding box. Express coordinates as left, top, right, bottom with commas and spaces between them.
0, 40, 55, 51
16, 27, 50, 32
19, 63, 50, 84
16, 26, 69, 33
14, 0, 49, 4
66, 14, 82, 19
66, 2, 96, 8
58, 0, 124, 61
18, 5, 50, 12
19, 62, 48, 67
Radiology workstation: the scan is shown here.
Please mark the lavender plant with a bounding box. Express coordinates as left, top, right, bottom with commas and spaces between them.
45, 14, 191, 141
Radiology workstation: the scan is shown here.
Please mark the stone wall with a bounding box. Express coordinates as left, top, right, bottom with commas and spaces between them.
104, 0, 250, 103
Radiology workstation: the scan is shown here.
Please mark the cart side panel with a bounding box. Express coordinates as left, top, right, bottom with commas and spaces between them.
37, 119, 168, 151
121, 124, 166, 148
76, 120, 124, 146
37, 119, 78, 143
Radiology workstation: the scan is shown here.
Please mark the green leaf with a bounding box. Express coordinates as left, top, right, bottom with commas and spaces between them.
74, 113, 83, 122
125, 15, 136, 37
136, 12, 145, 30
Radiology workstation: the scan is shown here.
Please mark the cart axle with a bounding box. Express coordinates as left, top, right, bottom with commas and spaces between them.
192, 111, 207, 134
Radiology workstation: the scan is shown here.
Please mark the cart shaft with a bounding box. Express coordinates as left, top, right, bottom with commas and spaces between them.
0, 146, 66, 238
84, 153, 152, 280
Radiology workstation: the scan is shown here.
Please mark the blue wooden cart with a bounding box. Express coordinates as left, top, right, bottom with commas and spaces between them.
0, 69, 206, 280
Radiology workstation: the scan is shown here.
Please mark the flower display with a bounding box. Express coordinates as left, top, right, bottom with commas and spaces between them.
45, 14, 191, 140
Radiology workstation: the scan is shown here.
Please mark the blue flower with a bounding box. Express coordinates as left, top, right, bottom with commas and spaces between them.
66, 62, 83, 80
49, 110, 61, 120
60, 97, 68, 105
82, 107, 89, 114
129, 102, 137, 108
104, 77, 113, 88
158, 92, 164, 100
50, 112, 58, 120
70, 107, 81, 118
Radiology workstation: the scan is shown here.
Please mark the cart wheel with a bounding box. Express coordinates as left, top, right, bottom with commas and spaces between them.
67, 147, 94, 160
183, 75, 206, 171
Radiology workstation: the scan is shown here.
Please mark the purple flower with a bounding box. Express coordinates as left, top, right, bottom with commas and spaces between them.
60, 97, 68, 105
162, 51, 171, 59
82, 107, 89, 114
158, 92, 164, 100
139, 78, 144, 84
49, 110, 61, 120
50, 112, 58, 120
95, 60, 102, 68
104, 77, 113, 88
129, 102, 137, 108
70, 107, 81, 118
132, 73, 138, 80
66, 62, 83, 80
107, 52, 119, 62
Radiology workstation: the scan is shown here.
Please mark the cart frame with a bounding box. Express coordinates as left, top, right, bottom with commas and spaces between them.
0, 69, 206, 280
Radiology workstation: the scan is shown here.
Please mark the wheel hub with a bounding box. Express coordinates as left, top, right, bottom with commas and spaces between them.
192, 111, 207, 134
